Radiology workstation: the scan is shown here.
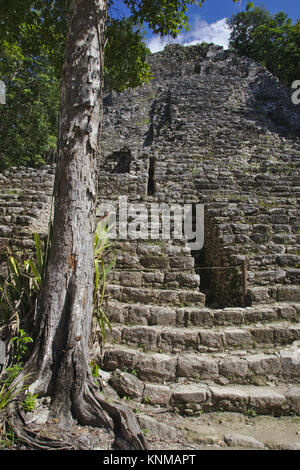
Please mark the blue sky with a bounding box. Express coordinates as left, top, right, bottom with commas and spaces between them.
110, 0, 300, 52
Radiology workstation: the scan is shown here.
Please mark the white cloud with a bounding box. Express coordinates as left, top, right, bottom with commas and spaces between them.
147, 36, 170, 54
147, 17, 231, 53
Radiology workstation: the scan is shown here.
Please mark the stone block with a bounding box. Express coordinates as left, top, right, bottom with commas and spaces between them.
210, 386, 249, 412
213, 309, 244, 326
143, 384, 172, 405
123, 287, 157, 304
178, 290, 205, 305
127, 304, 150, 325
149, 307, 177, 326
137, 353, 177, 383
284, 387, 300, 414
277, 286, 300, 302
223, 328, 252, 348
277, 305, 297, 321
199, 330, 224, 349
158, 290, 179, 305
218, 357, 249, 380
102, 348, 141, 372
137, 244, 162, 256
172, 384, 210, 405
140, 256, 169, 269
250, 326, 274, 344
246, 354, 281, 376
245, 307, 277, 323
119, 272, 142, 287
177, 354, 219, 380
186, 308, 214, 327
121, 326, 158, 350
224, 434, 265, 449
142, 272, 165, 286
138, 414, 178, 441
280, 349, 300, 381
109, 371, 144, 399
277, 254, 300, 267
248, 387, 287, 414
169, 257, 195, 269
247, 287, 271, 304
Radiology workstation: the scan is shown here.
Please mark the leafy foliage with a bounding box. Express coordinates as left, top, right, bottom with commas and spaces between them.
0, 373, 28, 411
0, 255, 37, 328
0, 229, 52, 329
0, 37, 60, 170
124, 0, 253, 37
21, 391, 38, 412
0, 365, 31, 448
11, 330, 33, 363
228, 6, 300, 86
0, 364, 23, 389
0, 422, 18, 448
104, 18, 152, 92
0, 214, 114, 349
90, 360, 100, 387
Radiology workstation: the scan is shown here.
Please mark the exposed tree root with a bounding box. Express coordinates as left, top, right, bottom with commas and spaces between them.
7, 404, 77, 450
7, 373, 149, 450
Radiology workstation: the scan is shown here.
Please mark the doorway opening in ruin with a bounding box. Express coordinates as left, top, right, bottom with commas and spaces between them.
191, 244, 246, 309
185, 203, 217, 307
188, 206, 245, 309
104, 148, 132, 173
147, 156, 155, 195
191, 246, 218, 308
194, 62, 201, 74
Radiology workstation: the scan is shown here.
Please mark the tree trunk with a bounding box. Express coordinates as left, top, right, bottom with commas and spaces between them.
9, 0, 148, 450
29, 0, 105, 421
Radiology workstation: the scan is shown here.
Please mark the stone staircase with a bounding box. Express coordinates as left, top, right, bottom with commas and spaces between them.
94, 236, 300, 419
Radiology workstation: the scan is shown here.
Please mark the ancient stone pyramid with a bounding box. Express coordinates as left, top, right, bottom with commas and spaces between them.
1, 43, 300, 420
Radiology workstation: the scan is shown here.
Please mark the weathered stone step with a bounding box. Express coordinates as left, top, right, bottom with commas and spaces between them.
108, 322, 300, 354
208, 198, 298, 208
105, 285, 206, 307
248, 285, 300, 304
0, 191, 50, 202
0, 236, 35, 251
207, 210, 299, 222
115, 254, 196, 271
0, 207, 44, 223
228, 245, 299, 257
247, 268, 300, 287
101, 342, 300, 386
277, 254, 300, 267
102, 242, 196, 273
109, 270, 200, 289
111, 240, 192, 256
0, 226, 13, 237
233, 252, 293, 263
0, 200, 24, 208
171, 383, 300, 417
212, 222, 298, 237
103, 369, 300, 417
103, 300, 300, 327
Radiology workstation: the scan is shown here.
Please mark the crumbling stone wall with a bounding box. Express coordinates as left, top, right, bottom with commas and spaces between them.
0, 166, 55, 273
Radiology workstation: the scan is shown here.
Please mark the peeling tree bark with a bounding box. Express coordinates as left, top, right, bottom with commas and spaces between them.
30, 0, 105, 422
9, 0, 148, 450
